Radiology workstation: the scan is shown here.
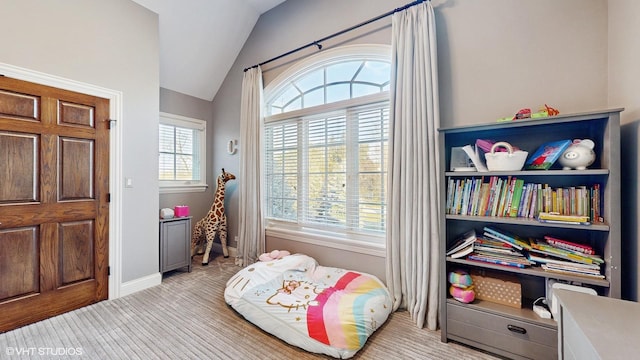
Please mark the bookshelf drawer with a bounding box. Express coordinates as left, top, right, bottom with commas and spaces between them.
447, 303, 557, 359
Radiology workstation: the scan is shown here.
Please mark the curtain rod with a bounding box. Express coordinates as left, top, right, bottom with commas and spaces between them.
243, 0, 428, 72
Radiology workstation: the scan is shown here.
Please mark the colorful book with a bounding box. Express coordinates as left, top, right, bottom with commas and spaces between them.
526, 253, 600, 270
540, 264, 605, 279
474, 245, 521, 255
543, 235, 595, 255
524, 139, 572, 170
483, 226, 531, 250
528, 238, 603, 265
467, 253, 529, 268
501, 177, 515, 217
509, 179, 525, 217
475, 236, 515, 249
538, 212, 591, 225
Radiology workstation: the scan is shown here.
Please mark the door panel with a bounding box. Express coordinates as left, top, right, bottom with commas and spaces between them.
0, 90, 38, 121
0, 132, 38, 203
59, 101, 94, 128
59, 137, 94, 200
0, 77, 109, 332
0, 227, 39, 299
60, 220, 94, 285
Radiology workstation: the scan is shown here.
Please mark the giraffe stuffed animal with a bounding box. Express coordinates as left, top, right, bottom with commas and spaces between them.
191, 168, 236, 265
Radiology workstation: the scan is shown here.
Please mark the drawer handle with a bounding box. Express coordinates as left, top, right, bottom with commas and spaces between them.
507, 324, 527, 334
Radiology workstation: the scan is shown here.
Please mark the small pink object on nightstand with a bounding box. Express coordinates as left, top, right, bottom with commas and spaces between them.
174, 205, 189, 217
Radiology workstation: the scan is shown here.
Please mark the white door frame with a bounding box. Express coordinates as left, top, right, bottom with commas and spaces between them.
0, 62, 124, 300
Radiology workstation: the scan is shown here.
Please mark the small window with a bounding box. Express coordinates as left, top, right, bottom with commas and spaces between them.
159, 112, 207, 193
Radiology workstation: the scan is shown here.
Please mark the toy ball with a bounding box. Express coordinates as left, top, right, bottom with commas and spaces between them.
448, 270, 473, 288
450, 285, 475, 303
558, 139, 596, 170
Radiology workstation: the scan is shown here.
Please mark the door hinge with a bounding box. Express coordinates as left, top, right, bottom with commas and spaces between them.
108, 266, 111, 276
107, 119, 117, 129
107, 193, 111, 202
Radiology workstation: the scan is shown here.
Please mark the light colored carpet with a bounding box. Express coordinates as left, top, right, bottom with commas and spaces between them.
0, 255, 501, 359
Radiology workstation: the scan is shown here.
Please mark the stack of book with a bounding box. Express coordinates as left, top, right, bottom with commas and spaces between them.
537, 212, 591, 225
445, 229, 476, 259
446, 227, 605, 278
467, 227, 533, 268
527, 236, 604, 279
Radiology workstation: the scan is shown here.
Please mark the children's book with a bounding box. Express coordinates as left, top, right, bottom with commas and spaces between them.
524, 139, 572, 170
449, 243, 474, 259
446, 229, 477, 256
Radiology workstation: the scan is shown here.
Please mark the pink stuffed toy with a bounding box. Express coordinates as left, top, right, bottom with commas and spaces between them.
258, 249, 291, 262
448, 269, 475, 303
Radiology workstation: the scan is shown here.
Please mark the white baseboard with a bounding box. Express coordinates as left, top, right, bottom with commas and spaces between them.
119, 272, 162, 297
118, 246, 236, 298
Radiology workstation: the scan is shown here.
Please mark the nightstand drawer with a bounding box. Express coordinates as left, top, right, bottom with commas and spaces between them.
447, 303, 557, 360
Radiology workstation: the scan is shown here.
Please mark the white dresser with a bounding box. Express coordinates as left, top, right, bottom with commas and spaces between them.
555, 288, 640, 359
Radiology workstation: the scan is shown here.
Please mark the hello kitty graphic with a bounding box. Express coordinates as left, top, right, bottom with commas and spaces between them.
266, 279, 322, 312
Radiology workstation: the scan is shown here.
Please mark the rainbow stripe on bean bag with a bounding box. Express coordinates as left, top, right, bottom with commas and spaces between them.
306, 271, 389, 350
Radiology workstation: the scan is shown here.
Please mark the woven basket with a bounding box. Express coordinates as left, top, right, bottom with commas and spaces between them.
470, 269, 522, 308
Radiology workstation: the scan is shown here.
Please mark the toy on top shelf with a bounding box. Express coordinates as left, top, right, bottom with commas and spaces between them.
497, 104, 560, 122
558, 139, 596, 170
497, 108, 531, 122
536, 104, 560, 117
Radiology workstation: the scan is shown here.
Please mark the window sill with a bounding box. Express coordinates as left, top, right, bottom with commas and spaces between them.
265, 224, 386, 258
159, 183, 208, 194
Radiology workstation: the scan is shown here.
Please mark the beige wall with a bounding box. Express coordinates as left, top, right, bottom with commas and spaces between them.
0, 0, 160, 283
212, 0, 611, 276
609, 0, 640, 301
436, 0, 608, 126
268, 236, 386, 281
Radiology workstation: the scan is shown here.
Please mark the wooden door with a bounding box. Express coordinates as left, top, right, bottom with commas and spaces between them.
0, 77, 109, 332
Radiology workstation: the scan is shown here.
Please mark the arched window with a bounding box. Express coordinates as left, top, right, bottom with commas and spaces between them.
263, 45, 390, 249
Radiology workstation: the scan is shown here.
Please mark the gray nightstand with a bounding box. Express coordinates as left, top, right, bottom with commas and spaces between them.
159, 216, 192, 273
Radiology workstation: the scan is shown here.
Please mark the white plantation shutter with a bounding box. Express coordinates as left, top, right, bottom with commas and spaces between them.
264, 101, 388, 240
263, 45, 391, 246
264, 122, 299, 221
305, 112, 348, 228
355, 105, 389, 232
159, 123, 176, 180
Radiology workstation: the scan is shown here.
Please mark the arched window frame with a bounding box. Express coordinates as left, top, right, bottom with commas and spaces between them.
263, 44, 391, 255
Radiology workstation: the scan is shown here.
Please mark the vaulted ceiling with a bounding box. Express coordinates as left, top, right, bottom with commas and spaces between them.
131, 0, 286, 101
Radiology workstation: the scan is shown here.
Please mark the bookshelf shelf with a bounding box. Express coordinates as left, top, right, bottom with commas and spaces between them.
444, 215, 610, 231
447, 257, 611, 287
438, 109, 622, 360
445, 169, 610, 177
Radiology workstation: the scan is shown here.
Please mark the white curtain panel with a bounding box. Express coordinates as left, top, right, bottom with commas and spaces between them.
386, 1, 441, 330
236, 66, 265, 267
